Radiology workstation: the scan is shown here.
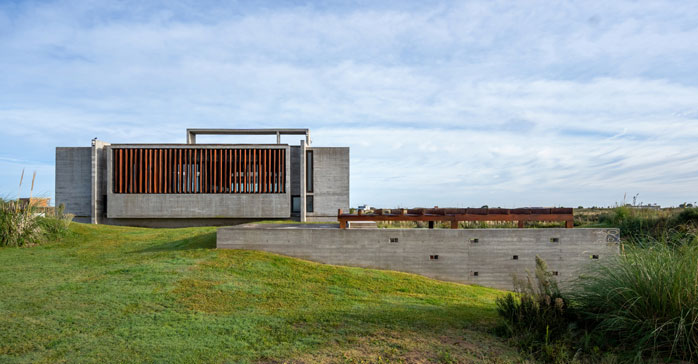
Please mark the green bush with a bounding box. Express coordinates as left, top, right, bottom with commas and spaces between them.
572, 244, 698, 362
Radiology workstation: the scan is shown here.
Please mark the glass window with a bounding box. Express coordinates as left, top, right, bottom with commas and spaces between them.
292, 196, 301, 213
306, 195, 314, 213
306, 150, 313, 193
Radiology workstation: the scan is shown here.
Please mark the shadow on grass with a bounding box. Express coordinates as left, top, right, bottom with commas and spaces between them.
133, 231, 217, 253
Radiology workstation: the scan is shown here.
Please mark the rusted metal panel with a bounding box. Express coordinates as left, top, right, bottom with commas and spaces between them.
338, 208, 575, 229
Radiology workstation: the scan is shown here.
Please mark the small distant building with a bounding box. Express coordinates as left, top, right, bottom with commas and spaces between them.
357, 204, 371, 212
55, 128, 349, 227
18, 197, 50, 208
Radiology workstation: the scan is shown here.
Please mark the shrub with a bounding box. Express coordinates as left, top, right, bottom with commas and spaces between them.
0, 199, 41, 247
496, 256, 575, 362
37, 203, 74, 241
572, 243, 698, 362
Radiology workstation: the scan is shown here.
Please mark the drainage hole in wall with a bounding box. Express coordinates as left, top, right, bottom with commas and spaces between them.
429, 255, 439, 260
470, 238, 479, 243
553, 271, 559, 276
512, 255, 518, 260
592, 254, 599, 259
550, 237, 560, 243
472, 271, 479, 276
389, 237, 398, 243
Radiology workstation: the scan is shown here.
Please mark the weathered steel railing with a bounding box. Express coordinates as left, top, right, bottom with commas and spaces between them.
337, 207, 574, 229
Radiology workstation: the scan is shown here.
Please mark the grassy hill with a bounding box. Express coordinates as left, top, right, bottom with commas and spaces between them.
0, 223, 523, 363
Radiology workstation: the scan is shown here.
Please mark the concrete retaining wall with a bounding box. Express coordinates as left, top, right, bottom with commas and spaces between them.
217, 226, 620, 290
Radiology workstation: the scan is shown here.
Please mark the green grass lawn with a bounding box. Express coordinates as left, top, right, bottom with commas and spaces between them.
0, 223, 524, 363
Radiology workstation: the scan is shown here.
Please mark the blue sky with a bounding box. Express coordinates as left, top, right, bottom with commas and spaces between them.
1, 0, 697, 208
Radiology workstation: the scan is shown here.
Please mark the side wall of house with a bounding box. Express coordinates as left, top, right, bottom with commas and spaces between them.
306, 147, 350, 221
55, 147, 92, 223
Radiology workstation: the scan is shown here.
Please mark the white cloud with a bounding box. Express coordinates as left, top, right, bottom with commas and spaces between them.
1, 0, 697, 207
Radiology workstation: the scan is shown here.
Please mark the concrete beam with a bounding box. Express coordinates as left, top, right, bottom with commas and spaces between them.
186, 128, 310, 145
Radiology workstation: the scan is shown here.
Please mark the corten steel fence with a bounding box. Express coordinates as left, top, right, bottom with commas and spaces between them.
112, 148, 285, 194
338, 207, 574, 229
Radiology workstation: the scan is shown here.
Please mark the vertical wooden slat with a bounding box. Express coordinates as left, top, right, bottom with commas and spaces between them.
118, 149, 122, 193
282, 149, 285, 193
273, 148, 277, 193
267, 149, 270, 193
229, 149, 233, 193
234, 149, 238, 193
126, 149, 130, 193
198, 149, 202, 193
160, 149, 164, 194
155, 149, 159, 194
219, 149, 223, 193
236, 149, 240, 193
158, 149, 162, 193
243, 149, 247, 193
165, 149, 169, 194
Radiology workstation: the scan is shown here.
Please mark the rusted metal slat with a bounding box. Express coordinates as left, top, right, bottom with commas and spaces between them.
282, 149, 285, 193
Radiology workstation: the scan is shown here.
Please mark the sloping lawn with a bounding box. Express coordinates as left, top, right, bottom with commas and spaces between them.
0, 223, 524, 363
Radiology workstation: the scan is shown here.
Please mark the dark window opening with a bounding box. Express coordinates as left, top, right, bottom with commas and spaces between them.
291, 196, 301, 213
306, 195, 314, 213
306, 150, 313, 193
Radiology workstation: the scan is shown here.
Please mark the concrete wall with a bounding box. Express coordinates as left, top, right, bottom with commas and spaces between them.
106, 144, 291, 219
306, 147, 350, 221
92, 141, 110, 224
55, 147, 92, 219
217, 226, 621, 290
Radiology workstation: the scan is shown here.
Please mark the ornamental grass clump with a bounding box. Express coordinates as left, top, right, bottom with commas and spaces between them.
572, 243, 698, 362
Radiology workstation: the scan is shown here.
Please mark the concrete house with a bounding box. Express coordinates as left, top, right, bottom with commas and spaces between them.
55, 128, 349, 227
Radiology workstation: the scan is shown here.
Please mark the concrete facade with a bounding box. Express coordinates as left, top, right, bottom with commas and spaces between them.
105, 144, 291, 219
306, 147, 350, 221
55, 129, 350, 227
55, 147, 92, 222
217, 225, 621, 290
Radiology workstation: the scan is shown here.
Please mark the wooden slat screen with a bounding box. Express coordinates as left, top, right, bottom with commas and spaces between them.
113, 148, 286, 194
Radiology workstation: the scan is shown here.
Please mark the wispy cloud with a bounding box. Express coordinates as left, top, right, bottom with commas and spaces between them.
1, 0, 697, 207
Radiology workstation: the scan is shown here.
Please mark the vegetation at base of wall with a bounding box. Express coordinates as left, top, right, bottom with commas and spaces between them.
497, 242, 698, 363
495, 257, 580, 363
0, 223, 525, 363
572, 243, 698, 362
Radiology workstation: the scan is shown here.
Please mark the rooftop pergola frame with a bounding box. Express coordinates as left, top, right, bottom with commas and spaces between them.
338, 207, 575, 229
186, 128, 310, 145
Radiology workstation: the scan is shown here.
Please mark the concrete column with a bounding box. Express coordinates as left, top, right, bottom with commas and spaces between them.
90, 140, 109, 224
300, 140, 307, 222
